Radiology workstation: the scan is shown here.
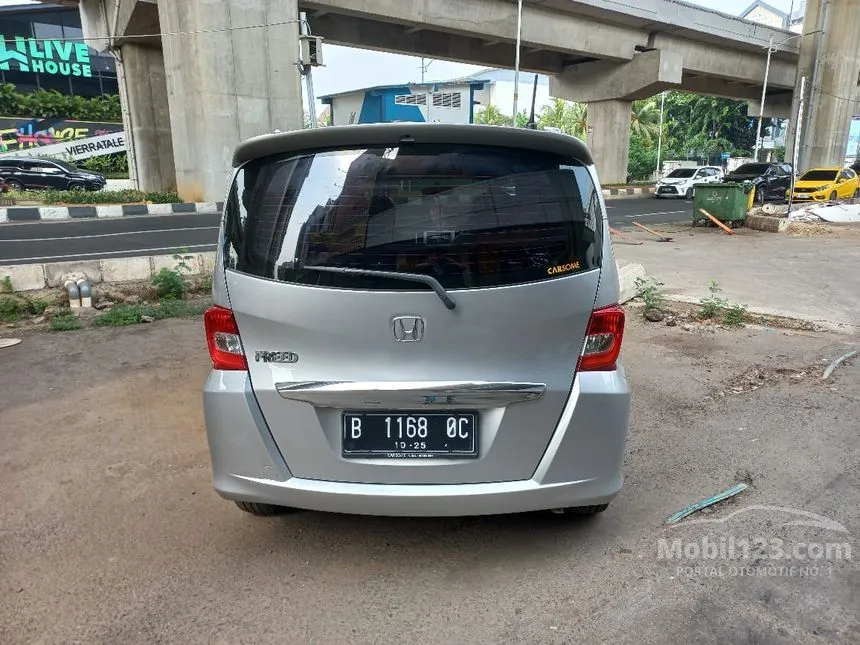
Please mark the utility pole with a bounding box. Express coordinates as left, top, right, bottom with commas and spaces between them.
299, 12, 318, 128
788, 75, 806, 211
754, 34, 774, 161
512, 0, 523, 124
655, 91, 666, 178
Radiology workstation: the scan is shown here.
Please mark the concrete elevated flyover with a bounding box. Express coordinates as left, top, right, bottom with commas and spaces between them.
57, 0, 858, 200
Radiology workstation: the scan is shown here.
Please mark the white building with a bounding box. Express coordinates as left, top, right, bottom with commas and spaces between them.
739, 1, 804, 32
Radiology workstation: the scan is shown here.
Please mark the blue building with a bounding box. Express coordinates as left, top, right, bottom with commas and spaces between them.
320, 79, 491, 126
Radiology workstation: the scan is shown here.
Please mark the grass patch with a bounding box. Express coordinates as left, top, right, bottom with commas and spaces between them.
25, 297, 51, 315
698, 280, 729, 319
50, 314, 82, 331
8, 189, 180, 205
1, 276, 12, 293
93, 300, 208, 327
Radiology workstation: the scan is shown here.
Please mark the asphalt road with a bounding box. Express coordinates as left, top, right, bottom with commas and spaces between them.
0, 197, 693, 265
2, 317, 857, 643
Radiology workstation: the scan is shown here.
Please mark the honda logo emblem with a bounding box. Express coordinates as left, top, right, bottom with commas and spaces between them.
392, 315, 425, 342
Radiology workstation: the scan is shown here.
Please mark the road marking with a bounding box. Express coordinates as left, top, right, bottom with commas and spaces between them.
621, 209, 688, 219
0, 225, 219, 243
0, 243, 217, 264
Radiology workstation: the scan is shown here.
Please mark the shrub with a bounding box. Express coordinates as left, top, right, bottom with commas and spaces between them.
0, 276, 12, 293
152, 268, 187, 300
25, 298, 50, 315
634, 276, 665, 310
723, 303, 749, 326
0, 295, 22, 322
698, 280, 728, 319
8, 189, 180, 205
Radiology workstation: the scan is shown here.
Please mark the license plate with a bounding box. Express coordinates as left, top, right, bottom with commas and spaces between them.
342, 412, 478, 458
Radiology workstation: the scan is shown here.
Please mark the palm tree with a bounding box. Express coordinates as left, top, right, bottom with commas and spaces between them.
538, 98, 587, 139
475, 104, 513, 126
630, 99, 660, 146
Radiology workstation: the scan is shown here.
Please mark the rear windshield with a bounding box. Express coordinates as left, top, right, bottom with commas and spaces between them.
666, 169, 696, 178
799, 170, 838, 181
224, 144, 603, 291
732, 163, 770, 175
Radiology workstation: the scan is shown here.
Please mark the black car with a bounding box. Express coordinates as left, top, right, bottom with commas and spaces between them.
850, 160, 860, 176
0, 157, 106, 191
722, 162, 793, 204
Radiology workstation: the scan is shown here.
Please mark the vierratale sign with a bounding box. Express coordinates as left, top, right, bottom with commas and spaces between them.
0, 36, 93, 77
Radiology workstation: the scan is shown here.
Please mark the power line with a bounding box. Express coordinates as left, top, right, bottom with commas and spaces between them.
812, 85, 860, 104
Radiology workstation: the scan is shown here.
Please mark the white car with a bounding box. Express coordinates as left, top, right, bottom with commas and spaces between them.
655, 166, 723, 199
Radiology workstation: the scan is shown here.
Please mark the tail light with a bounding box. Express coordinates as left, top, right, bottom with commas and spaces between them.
204, 305, 247, 371
579, 304, 625, 371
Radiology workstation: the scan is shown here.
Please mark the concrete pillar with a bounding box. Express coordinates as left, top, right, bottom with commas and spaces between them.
782, 0, 821, 165
586, 100, 631, 184
119, 44, 175, 192
802, 0, 860, 169
158, 0, 304, 202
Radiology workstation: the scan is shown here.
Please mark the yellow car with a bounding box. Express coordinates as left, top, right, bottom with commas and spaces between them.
788, 167, 860, 202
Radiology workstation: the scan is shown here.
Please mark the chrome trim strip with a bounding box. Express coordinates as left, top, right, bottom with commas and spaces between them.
274, 381, 547, 408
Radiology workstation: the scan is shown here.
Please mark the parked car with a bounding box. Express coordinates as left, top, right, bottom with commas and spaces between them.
722, 162, 792, 204
788, 167, 860, 202
203, 123, 631, 518
0, 157, 106, 191
655, 166, 723, 199
849, 160, 860, 176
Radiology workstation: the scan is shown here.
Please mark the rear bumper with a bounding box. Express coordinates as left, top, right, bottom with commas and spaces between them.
203, 369, 631, 517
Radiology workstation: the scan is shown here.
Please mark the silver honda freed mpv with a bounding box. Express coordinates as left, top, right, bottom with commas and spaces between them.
203, 123, 630, 517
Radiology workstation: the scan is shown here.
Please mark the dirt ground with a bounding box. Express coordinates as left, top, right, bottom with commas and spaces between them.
1, 317, 858, 644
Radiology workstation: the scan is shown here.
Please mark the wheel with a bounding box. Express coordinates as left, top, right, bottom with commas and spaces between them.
233, 500, 297, 516
685, 187, 694, 200
853, 188, 859, 199
5, 179, 23, 191
755, 186, 765, 206
67, 182, 85, 191
550, 503, 609, 516
829, 191, 837, 202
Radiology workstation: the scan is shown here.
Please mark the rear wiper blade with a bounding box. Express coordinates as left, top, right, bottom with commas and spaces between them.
302, 265, 456, 310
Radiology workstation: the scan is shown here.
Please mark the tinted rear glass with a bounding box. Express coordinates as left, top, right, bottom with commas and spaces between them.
732, 163, 770, 175
225, 144, 603, 291
666, 169, 696, 178
799, 170, 838, 181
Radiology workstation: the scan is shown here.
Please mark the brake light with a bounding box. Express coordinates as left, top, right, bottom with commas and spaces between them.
204, 305, 247, 371
579, 304, 625, 371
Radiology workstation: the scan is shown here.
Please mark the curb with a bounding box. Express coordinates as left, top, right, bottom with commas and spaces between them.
617, 262, 646, 304
603, 187, 655, 200
0, 202, 223, 223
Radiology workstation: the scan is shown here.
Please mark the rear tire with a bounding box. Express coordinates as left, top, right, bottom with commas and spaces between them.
233, 500, 297, 516
853, 188, 859, 199
829, 191, 837, 201
5, 179, 23, 191
685, 187, 694, 200
755, 187, 765, 206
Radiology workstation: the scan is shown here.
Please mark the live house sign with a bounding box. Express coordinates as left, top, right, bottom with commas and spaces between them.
0, 36, 94, 78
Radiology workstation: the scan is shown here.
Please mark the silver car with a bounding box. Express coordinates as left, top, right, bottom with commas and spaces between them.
203, 123, 630, 517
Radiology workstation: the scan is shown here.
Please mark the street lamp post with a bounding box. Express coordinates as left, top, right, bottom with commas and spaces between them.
755, 29, 822, 164
753, 34, 775, 161
512, 0, 524, 124
655, 91, 666, 179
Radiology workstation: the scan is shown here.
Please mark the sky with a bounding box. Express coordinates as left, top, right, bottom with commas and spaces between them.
0, 0, 804, 107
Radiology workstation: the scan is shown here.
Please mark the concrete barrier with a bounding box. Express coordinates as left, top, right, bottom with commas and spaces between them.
603, 187, 655, 200
745, 214, 789, 233
617, 262, 646, 303
1, 251, 217, 292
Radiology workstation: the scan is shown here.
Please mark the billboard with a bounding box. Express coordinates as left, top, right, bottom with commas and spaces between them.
0, 116, 123, 154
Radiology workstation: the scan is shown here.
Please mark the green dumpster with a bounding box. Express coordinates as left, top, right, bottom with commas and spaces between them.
692, 182, 755, 228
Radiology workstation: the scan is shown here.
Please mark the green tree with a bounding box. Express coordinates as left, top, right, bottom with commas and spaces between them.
538, 98, 587, 138
627, 132, 657, 180
475, 104, 513, 126
630, 99, 660, 146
